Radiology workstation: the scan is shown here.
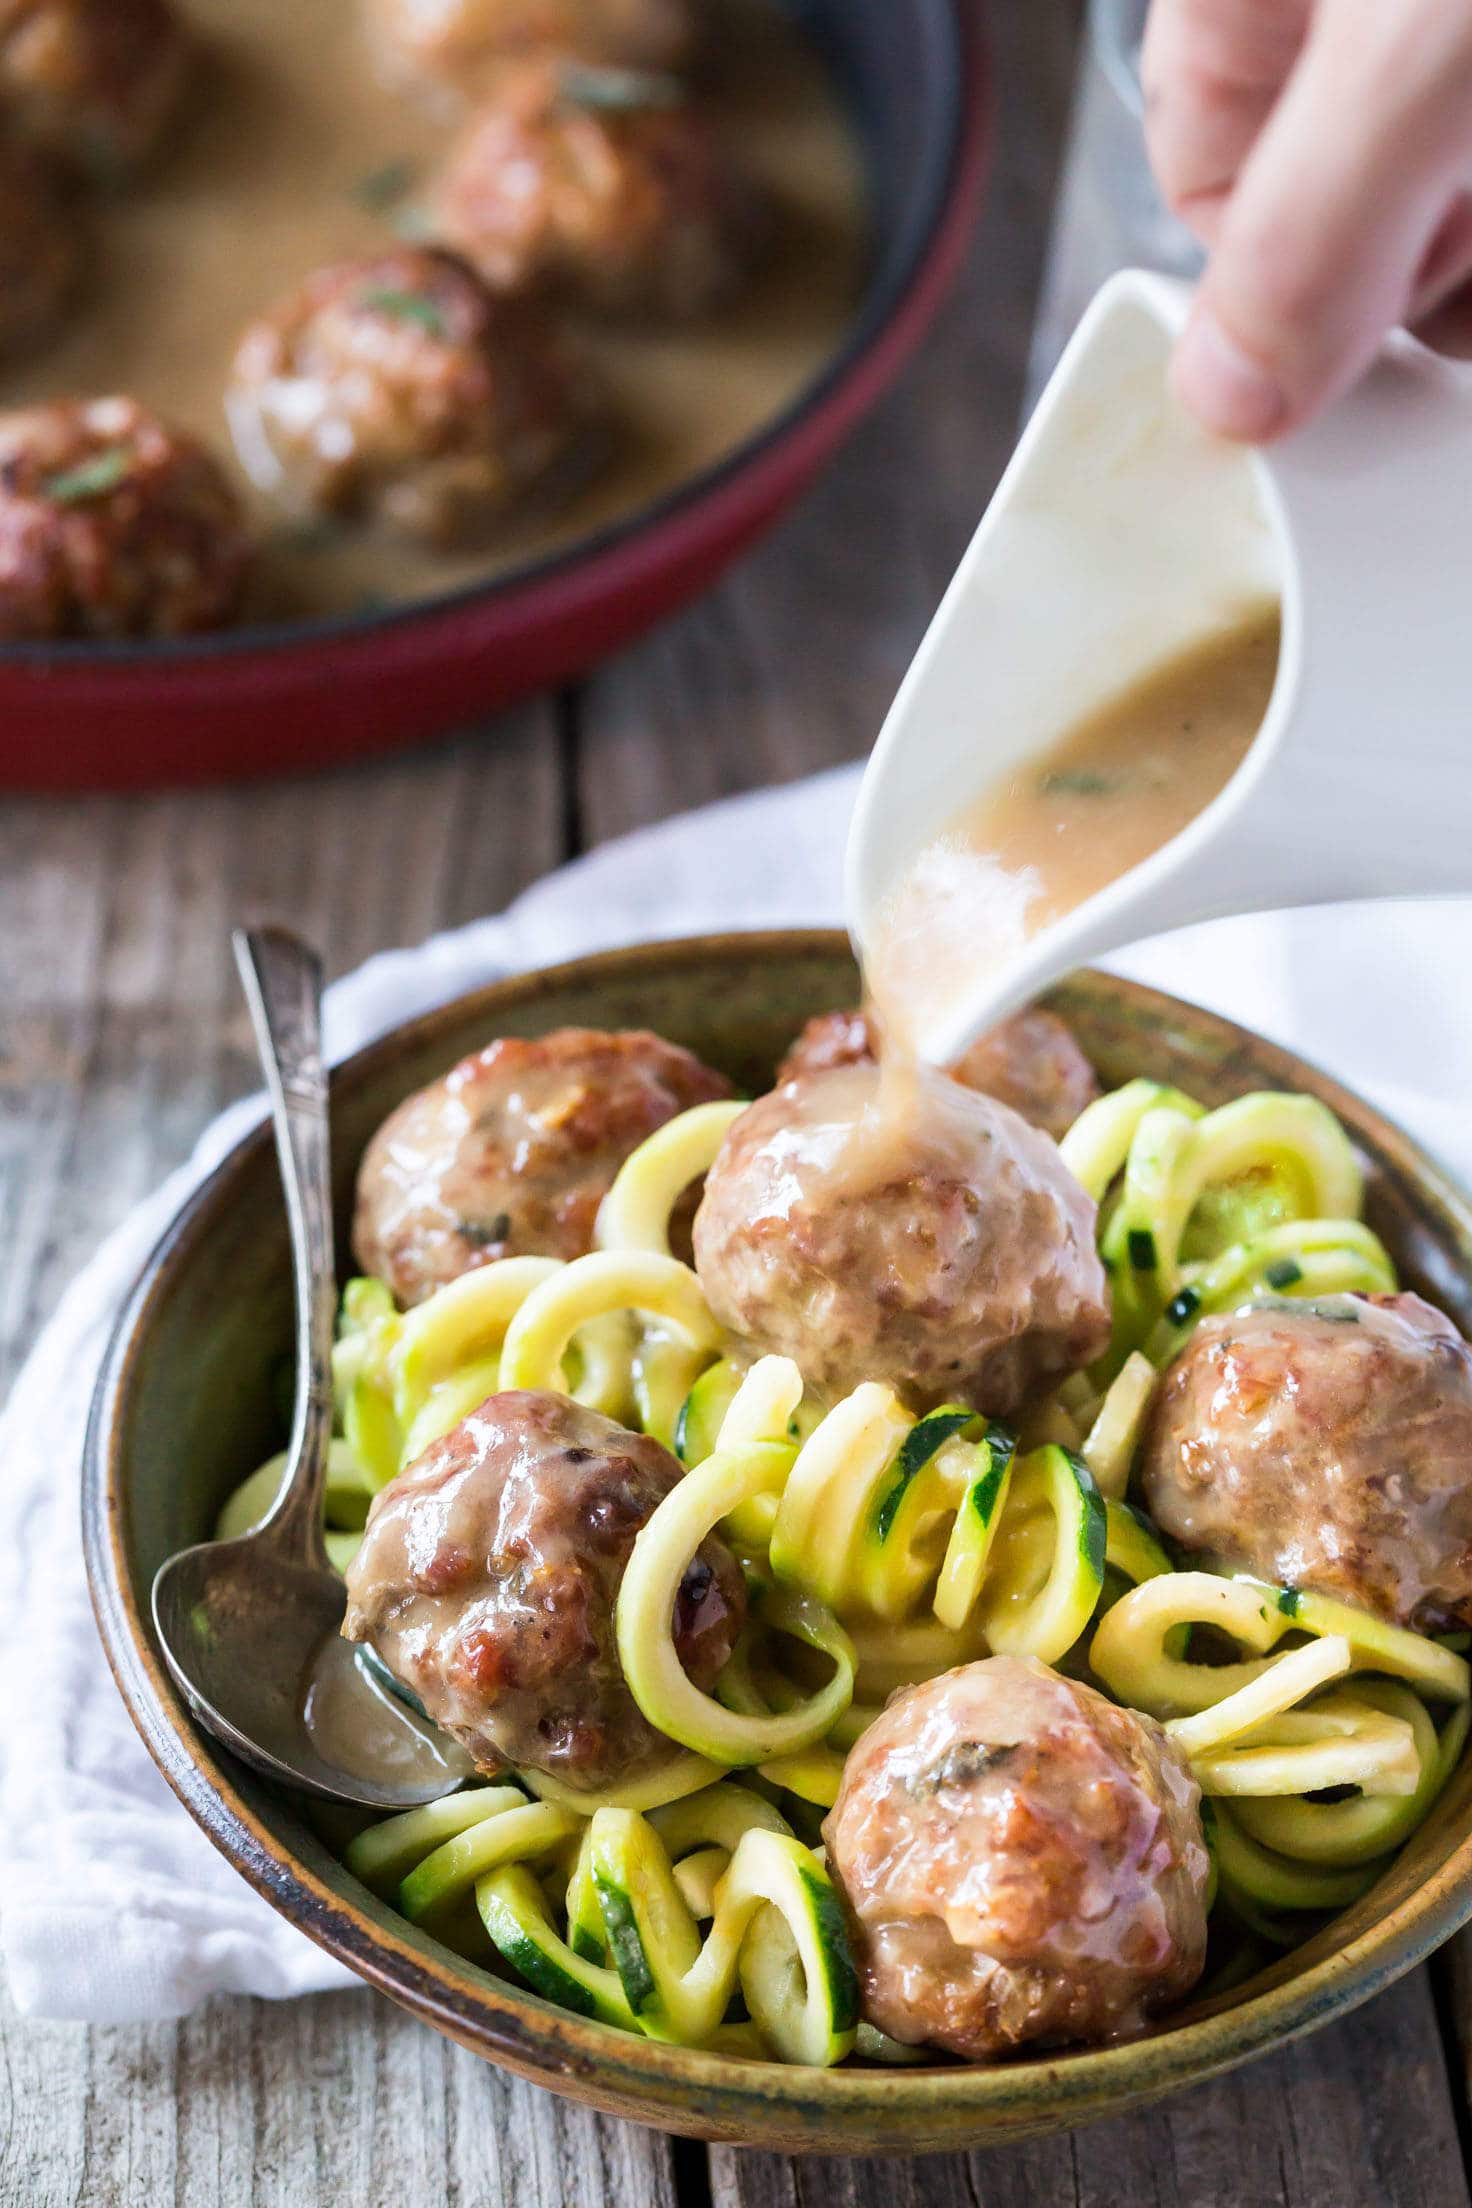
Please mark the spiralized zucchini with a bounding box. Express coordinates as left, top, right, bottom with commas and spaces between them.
251, 1078, 1465, 2061
343, 1777, 855, 2064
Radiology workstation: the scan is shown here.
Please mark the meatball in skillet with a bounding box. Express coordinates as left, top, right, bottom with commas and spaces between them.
433, 61, 759, 319
0, 397, 252, 640
692, 1062, 1110, 1416
1141, 1291, 1472, 1632
0, 136, 81, 361
776, 1004, 1100, 1143
342, 1389, 745, 1791
227, 247, 596, 546
0, 0, 190, 180
370, 0, 694, 102
823, 1656, 1209, 2060
353, 1025, 732, 1308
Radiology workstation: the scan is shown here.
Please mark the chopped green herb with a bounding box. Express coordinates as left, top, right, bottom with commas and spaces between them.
1165, 1285, 1202, 1327
391, 204, 434, 243
912, 1741, 1016, 1796
43, 445, 132, 504
351, 159, 416, 213
458, 1211, 512, 1248
558, 62, 683, 111
357, 287, 449, 338
1277, 1587, 1302, 1618
1264, 1257, 1304, 1290
1040, 768, 1119, 799
1128, 1227, 1158, 1271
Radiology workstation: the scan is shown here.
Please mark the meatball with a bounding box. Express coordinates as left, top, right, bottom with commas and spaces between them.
432, 62, 759, 318
342, 1389, 745, 1790
354, 1025, 732, 1307
823, 1656, 1209, 2059
0, 136, 80, 361
776, 1005, 1100, 1144
1141, 1291, 1472, 1632
370, 0, 694, 102
0, 0, 190, 180
692, 1062, 1110, 1415
0, 397, 252, 640
227, 247, 595, 545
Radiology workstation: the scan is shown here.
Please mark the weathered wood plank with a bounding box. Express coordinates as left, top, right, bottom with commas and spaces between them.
0, 1974, 677, 2208
0, 708, 563, 1400
712, 1972, 1469, 2208
572, 0, 1082, 844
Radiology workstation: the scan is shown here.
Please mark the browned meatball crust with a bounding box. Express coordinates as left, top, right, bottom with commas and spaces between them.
776, 1005, 1100, 1144
0, 397, 252, 640
354, 1025, 733, 1307
342, 1389, 744, 1789
371, 0, 694, 101
692, 1063, 1110, 1416
0, 0, 189, 179
823, 1656, 1209, 2059
1141, 1291, 1472, 1631
0, 136, 80, 360
227, 247, 594, 545
433, 62, 759, 318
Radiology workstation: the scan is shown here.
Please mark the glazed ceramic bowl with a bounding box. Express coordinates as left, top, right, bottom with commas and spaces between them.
83, 932, 1472, 2153
1, 0, 989, 792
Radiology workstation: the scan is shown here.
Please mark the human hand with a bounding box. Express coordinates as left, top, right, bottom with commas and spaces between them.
1142, 0, 1472, 440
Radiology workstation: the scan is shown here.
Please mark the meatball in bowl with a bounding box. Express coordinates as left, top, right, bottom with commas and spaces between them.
693, 1060, 1110, 1414
344, 1389, 744, 1794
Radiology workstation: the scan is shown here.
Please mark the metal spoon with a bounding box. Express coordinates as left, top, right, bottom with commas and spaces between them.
151, 925, 465, 1809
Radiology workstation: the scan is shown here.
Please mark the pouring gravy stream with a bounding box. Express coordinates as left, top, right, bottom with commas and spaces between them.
850, 606, 1283, 1172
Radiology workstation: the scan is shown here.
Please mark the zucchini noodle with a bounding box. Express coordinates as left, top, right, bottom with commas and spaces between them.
593, 1100, 746, 1443
1061, 1081, 1394, 1378
275, 1080, 1466, 2057
343, 1776, 855, 2065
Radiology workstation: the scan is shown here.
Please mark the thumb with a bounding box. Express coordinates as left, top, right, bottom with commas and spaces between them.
1171, 0, 1472, 440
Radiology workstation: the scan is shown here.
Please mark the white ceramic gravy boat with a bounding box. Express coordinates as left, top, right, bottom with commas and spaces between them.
846, 269, 1472, 1067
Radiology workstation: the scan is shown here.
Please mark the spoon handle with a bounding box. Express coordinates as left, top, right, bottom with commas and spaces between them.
233, 926, 337, 1571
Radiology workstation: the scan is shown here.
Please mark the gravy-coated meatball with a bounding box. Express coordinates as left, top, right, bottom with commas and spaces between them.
0, 137, 80, 360
227, 247, 593, 545
0, 397, 251, 640
776, 1005, 1100, 1143
692, 1063, 1110, 1415
1141, 1292, 1472, 1631
0, 0, 189, 179
354, 1025, 732, 1307
342, 1389, 745, 1790
823, 1657, 1209, 2059
371, 0, 693, 101
433, 63, 758, 318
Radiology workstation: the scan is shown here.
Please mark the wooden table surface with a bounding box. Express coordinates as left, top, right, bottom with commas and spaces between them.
5, 6, 1472, 2202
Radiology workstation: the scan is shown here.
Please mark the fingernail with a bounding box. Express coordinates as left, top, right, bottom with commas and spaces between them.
1172, 312, 1288, 441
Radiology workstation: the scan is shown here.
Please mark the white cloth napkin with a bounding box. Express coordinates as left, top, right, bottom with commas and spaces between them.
4, 763, 1471, 2024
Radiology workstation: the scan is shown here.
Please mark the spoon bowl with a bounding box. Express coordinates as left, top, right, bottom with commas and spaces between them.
149, 926, 458, 1810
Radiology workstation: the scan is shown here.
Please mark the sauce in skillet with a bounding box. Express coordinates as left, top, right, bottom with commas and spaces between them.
3, 0, 866, 622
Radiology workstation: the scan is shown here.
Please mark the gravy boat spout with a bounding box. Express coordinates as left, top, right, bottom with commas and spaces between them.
847, 269, 1472, 1068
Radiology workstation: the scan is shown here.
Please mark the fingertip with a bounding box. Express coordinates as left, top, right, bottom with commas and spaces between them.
1170, 308, 1292, 441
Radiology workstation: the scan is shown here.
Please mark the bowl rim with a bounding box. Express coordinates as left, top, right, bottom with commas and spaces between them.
4, 0, 986, 676
81, 928, 1472, 2141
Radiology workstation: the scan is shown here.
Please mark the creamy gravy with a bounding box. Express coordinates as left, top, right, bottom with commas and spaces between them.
4, 0, 866, 621
304, 1628, 475, 1789
867, 609, 1282, 1067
